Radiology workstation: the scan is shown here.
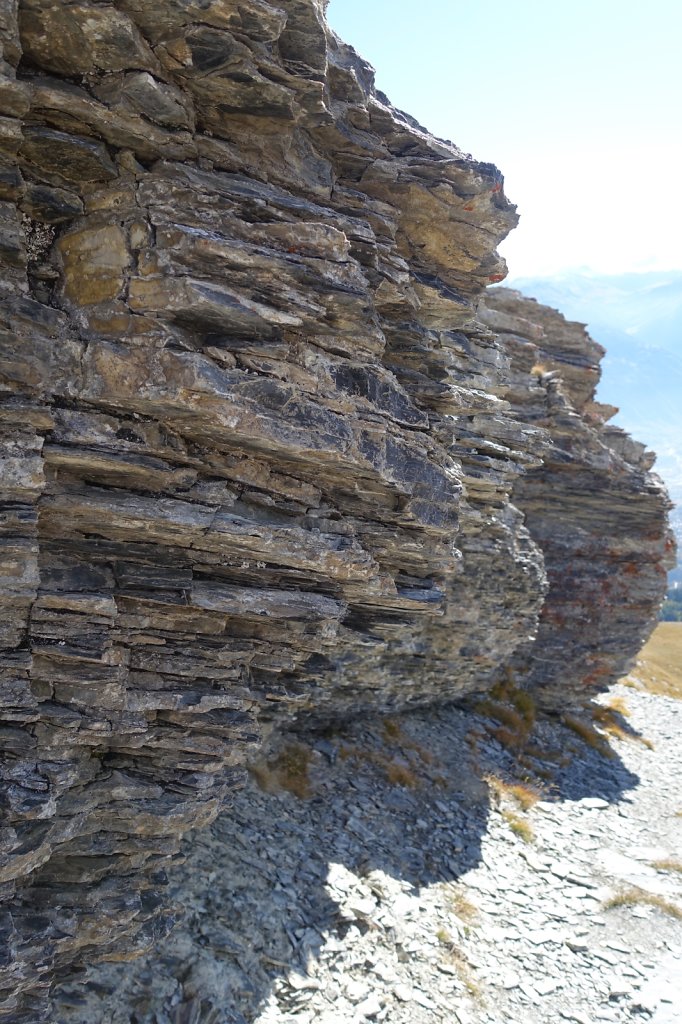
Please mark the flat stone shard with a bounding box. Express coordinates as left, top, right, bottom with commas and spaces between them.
0, 1, 674, 1019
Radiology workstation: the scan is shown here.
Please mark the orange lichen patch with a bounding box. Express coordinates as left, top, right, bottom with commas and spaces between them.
582, 663, 613, 688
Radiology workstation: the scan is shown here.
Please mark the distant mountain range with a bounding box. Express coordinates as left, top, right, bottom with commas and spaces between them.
504, 270, 682, 564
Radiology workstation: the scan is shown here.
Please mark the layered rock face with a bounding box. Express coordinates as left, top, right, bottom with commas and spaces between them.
480, 290, 675, 707
0, 1, 673, 1018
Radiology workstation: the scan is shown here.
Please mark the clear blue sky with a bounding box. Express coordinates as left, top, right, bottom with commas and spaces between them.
326, 1, 682, 278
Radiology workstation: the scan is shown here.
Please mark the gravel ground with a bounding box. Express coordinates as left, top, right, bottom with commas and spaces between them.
52, 681, 682, 1024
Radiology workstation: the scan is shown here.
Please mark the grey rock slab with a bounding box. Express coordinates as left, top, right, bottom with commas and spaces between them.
549, 859, 581, 879
356, 994, 383, 1019
525, 928, 566, 946
534, 977, 563, 995
49, 673, 682, 1024
392, 984, 414, 1003
591, 949, 624, 966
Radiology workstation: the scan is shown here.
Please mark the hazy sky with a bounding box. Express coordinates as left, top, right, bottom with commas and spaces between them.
326, 0, 682, 280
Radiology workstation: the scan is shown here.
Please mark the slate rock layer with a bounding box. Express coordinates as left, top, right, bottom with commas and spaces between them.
480, 290, 674, 708
0, 1, 673, 1018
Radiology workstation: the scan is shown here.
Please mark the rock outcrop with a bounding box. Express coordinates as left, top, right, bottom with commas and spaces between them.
480, 290, 674, 708
0, 1, 673, 1018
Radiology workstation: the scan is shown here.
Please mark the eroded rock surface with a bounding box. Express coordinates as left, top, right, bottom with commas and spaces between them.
0, 1, 673, 1018
480, 290, 675, 708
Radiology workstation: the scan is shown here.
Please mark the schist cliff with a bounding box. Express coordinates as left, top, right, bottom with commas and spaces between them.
0, 1, 674, 1018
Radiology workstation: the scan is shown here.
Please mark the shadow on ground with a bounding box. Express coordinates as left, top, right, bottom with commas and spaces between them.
50, 699, 640, 1024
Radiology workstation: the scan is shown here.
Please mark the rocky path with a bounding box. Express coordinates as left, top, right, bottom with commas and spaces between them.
52, 683, 682, 1024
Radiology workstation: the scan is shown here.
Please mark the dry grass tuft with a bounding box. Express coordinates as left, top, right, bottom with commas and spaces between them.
591, 704, 628, 739
625, 623, 682, 699
604, 887, 682, 920
436, 935, 483, 999
485, 774, 537, 842
604, 695, 631, 717
524, 742, 563, 762
563, 713, 616, 759
490, 725, 524, 751
465, 728, 484, 747
339, 718, 445, 790
511, 688, 537, 728
250, 742, 314, 799
443, 883, 479, 923
477, 681, 538, 762
478, 701, 526, 734
486, 774, 541, 811
382, 717, 402, 740
382, 717, 436, 764
652, 859, 682, 874
502, 809, 535, 843
588, 702, 655, 749
383, 759, 420, 789
452, 952, 483, 1000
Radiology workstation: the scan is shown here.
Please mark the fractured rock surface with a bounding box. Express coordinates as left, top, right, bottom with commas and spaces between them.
49, 681, 682, 1024
480, 290, 675, 708
0, 1, 674, 1018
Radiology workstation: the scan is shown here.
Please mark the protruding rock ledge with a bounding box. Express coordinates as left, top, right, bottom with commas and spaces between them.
480, 289, 675, 707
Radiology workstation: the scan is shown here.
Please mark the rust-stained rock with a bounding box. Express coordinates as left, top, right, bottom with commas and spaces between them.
0, 1, 674, 1019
